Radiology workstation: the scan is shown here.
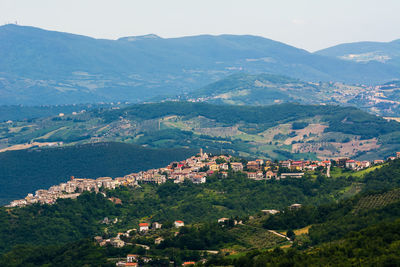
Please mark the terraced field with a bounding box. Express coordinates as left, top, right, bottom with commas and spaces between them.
353, 189, 400, 214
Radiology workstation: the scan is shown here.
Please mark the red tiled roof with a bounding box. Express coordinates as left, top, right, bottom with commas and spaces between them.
139, 223, 149, 227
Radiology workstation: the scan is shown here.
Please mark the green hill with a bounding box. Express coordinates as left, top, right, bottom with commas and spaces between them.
1, 102, 399, 161
1, 159, 400, 266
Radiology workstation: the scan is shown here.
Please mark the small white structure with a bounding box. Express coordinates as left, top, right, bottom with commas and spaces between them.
289, 203, 302, 210
261, 209, 280, 215
127, 254, 138, 263
152, 222, 162, 229
174, 220, 184, 228
139, 223, 149, 232
218, 217, 229, 223
155, 237, 164, 244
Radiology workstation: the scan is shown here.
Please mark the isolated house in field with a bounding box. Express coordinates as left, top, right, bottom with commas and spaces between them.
110, 237, 125, 248
218, 217, 229, 223
174, 220, 184, 227
152, 222, 162, 229
139, 223, 149, 232
261, 209, 280, 215
289, 203, 302, 210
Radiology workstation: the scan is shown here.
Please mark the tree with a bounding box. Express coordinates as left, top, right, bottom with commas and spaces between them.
286, 229, 296, 240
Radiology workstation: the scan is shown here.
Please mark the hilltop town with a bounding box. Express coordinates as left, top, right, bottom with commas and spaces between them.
7, 150, 400, 208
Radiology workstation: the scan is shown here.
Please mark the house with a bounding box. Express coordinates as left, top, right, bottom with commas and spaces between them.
125, 263, 138, 267
374, 159, 385, 164
256, 171, 264, 180
218, 217, 229, 223
231, 162, 243, 172
247, 172, 257, 179
247, 161, 260, 170
280, 173, 304, 179
115, 261, 126, 267
261, 209, 280, 215
221, 171, 228, 178
152, 222, 162, 229
265, 171, 277, 179
94, 236, 103, 243
139, 223, 149, 232
209, 164, 220, 171
127, 254, 138, 262
255, 159, 264, 166
220, 163, 229, 170
182, 262, 196, 266
174, 220, 184, 227
155, 237, 164, 244
291, 161, 305, 170
289, 203, 302, 210
305, 164, 318, 171
345, 160, 357, 169
110, 238, 125, 248
397, 152, 400, 159
361, 161, 371, 168
280, 160, 291, 169
108, 197, 122, 205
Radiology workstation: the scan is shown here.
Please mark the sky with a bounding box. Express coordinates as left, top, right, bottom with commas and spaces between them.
1, 0, 400, 51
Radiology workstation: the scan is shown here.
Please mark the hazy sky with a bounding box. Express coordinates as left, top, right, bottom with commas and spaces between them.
1, 0, 400, 51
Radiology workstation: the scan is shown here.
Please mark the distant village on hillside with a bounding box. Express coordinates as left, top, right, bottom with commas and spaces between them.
6, 150, 400, 208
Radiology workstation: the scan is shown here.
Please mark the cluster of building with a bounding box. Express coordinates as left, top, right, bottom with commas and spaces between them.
94, 220, 185, 250
6, 149, 400, 208
115, 254, 197, 267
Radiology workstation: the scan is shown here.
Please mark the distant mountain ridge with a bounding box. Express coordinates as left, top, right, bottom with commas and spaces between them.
316, 39, 400, 66
1, 24, 399, 105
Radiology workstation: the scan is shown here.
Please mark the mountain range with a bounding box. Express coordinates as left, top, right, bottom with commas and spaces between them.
1, 24, 399, 105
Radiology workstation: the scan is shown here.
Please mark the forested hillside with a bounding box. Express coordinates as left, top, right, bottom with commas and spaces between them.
1, 159, 399, 266
2, 102, 399, 161
0, 142, 196, 205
